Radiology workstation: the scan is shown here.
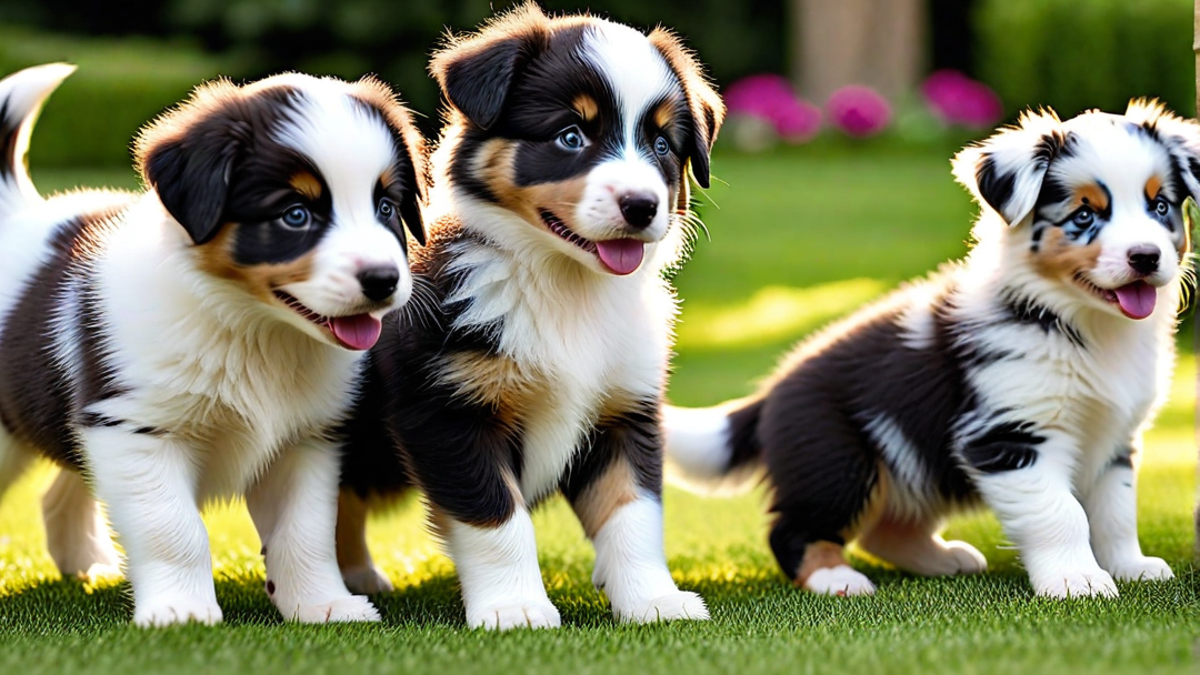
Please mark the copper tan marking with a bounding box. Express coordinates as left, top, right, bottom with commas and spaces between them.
195, 225, 317, 300
290, 171, 323, 201
1032, 227, 1102, 279
1072, 183, 1109, 212
1145, 175, 1162, 200
795, 540, 851, 586
573, 93, 599, 122
572, 459, 639, 538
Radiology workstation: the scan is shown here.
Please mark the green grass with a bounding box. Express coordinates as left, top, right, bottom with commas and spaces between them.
3, 148, 1198, 674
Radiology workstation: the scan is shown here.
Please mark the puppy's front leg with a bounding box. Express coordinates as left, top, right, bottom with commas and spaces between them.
438, 504, 560, 630
1084, 443, 1172, 582
562, 403, 709, 623
83, 427, 221, 626
966, 430, 1117, 598
246, 438, 380, 623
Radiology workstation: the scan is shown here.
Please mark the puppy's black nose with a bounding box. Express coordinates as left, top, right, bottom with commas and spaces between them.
1128, 245, 1161, 276
357, 266, 400, 302
618, 192, 658, 229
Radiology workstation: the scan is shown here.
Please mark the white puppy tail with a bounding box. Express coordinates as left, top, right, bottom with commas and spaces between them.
0, 63, 75, 213
663, 396, 764, 495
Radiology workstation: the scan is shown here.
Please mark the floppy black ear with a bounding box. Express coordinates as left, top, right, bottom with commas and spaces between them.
399, 149, 426, 247
649, 27, 725, 190
429, 4, 548, 131
135, 81, 247, 245
1126, 98, 1200, 204
951, 109, 1065, 226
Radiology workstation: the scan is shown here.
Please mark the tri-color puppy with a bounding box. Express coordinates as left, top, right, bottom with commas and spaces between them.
337, 4, 724, 629
0, 64, 425, 625
665, 102, 1195, 598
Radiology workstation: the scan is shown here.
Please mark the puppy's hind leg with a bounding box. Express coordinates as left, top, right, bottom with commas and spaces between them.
336, 489, 394, 595
42, 467, 122, 580
857, 514, 986, 577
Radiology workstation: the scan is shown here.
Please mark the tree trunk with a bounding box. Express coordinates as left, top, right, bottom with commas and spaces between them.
789, 0, 926, 103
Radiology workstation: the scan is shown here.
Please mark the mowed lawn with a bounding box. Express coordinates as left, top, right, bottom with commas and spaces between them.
1, 147, 1197, 675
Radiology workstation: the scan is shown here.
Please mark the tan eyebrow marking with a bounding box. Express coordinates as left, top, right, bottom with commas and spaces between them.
1145, 175, 1162, 200
289, 171, 323, 201
572, 94, 599, 122
1073, 183, 1109, 212
653, 99, 675, 130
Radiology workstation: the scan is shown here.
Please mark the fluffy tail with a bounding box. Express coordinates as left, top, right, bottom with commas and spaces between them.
662, 396, 765, 495
0, 63, 75, 212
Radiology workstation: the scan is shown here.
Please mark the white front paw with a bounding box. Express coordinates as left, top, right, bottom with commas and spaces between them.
287, 594, 381, 623
804, 565, 876, 596
342, 565, 395, 595
467, 599, 561, 631
1108, 556, 1174, 582
620, 591, 710, 624
133, 595, 223, 627
1032, 568, 1118, 599
944, 540, 988, 574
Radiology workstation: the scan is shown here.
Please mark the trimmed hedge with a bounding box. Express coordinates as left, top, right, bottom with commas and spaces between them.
975, 0, 1195, 118
0, 27, 249, 167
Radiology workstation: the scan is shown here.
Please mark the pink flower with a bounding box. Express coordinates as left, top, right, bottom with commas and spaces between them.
724, 74, 822, 143
826, 85, 891, 137
921, 70, 1004, 128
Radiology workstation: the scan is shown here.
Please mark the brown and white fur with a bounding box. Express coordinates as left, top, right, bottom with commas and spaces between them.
665, 102, 1195, 599
0, 64, 426, 625
337, 4, 723, 629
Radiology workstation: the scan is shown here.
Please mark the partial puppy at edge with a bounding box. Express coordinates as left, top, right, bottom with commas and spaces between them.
665, 101, 1196, 599
0, 64, 426, 625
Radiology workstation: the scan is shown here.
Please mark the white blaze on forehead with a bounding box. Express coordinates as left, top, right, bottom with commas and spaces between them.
581, 21, 678, 157
269, 77, 398, 224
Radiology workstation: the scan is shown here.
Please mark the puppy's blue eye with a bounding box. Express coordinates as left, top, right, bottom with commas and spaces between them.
654, 136, 670, 156
556, 126, 587, 151
280, 205, 311, 230
377, 198, 396, 220
1153, 196, 1170, 217
1072, 207, 1094, 227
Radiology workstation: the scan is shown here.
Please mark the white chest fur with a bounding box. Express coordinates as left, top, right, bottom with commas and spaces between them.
71, 209, 363, 499
449, 241, 676, 502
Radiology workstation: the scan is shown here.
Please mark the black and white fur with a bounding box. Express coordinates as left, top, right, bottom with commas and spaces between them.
0, 64, 426, 625
665, 102, 1195, 599
337, 4, 724, 629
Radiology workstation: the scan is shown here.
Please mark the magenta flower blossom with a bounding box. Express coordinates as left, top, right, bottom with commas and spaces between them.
921, 70, 1004, 128
724, 74, 821, 143
826, 85, 891, 137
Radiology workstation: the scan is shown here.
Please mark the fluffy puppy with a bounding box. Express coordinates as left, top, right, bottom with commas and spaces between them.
337, 4, 723, 629
0, 64, 426, 625
665, 102, 1195, 599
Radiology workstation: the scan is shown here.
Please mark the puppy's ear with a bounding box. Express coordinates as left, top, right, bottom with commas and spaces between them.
351, 76, 428, 247
952, 109, 1065, 227
649, 27, 725, 190
1125, 98, 1200, 204
429, 4, 549, 131
135, 80, 249, 245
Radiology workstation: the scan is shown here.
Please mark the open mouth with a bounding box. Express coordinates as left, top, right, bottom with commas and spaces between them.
272, 290, 383, 350
1074, 274, 1157, 320
539, 209, 646, 276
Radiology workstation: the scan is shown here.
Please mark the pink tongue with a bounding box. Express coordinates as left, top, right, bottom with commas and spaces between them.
1113, 281, 1157, 320
594, 239, 646, 275
329, 314, 383, 350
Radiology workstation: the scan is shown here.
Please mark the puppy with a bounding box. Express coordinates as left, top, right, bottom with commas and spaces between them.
0, 64, 426, 625
336, 4, 724, 629
664, 102, 1195, 598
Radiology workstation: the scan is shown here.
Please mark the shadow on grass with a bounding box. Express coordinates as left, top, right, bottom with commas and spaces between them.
4, 559, 1197, 635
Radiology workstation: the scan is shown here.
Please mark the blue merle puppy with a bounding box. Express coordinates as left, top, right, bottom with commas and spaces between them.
665, 102, 1196, 598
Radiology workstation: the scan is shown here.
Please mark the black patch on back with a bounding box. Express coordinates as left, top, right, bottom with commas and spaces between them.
0, 199, 134, 468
